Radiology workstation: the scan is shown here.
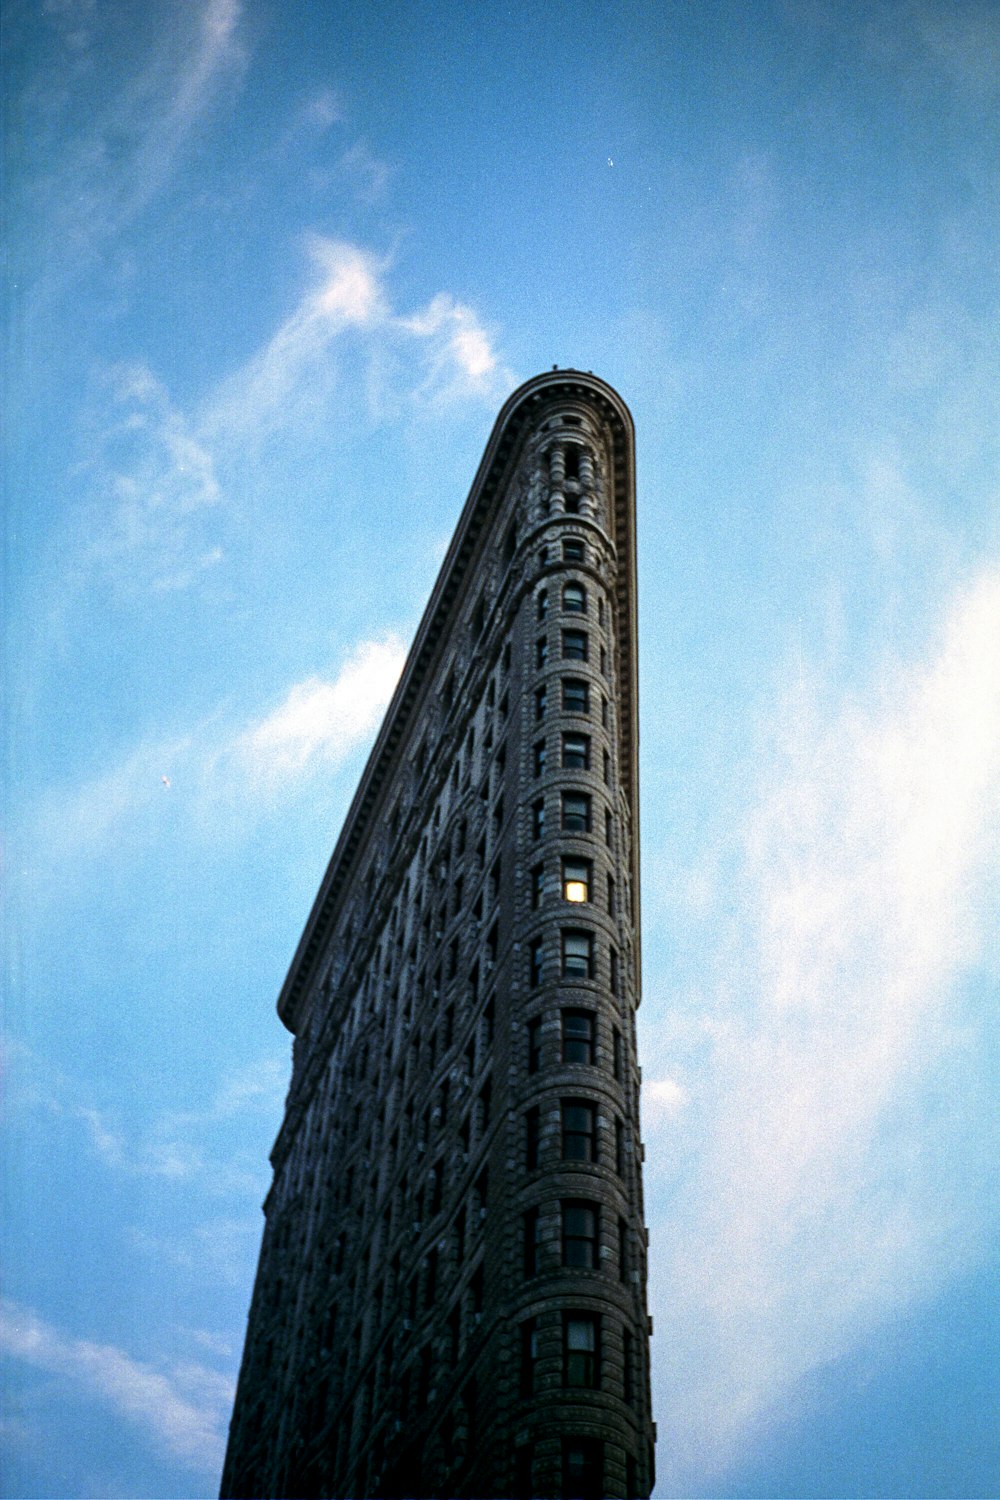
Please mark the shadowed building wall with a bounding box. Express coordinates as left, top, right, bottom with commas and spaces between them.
220, 370, 654, 1500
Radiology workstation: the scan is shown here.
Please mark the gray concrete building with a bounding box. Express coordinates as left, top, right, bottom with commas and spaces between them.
220, 370, 654, 1500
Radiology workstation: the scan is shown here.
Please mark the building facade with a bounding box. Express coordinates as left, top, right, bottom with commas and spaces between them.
220, 371, 654, 1500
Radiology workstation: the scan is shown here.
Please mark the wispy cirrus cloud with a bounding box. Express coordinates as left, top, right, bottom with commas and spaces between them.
74, 236, 510, 593
24, 631, 407, 872
647, 564, 1000, 1491
0, 1298, 231, 1475
21, 0, 245, 288
79, 362, 224, 595
202, 236, 388, 441
8, 1041, 286, 1197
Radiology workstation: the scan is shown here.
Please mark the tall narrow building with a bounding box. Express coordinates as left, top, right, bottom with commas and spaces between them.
221, 371, 653, 1500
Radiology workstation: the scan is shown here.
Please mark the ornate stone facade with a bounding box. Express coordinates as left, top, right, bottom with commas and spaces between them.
220, 371, 654, 1500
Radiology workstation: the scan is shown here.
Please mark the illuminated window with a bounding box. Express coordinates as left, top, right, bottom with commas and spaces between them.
562, 858, 590, 903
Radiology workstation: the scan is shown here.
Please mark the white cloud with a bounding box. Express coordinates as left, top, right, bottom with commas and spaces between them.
203, 237, 510, 441
649, 566, 1000, 1491
398, 291, 508, 402
202, 236, 387, 442
236, 634, 407, 784
337, 138, 392, 203
24, 0, 244, 291
65, 223, 509, 596
9, 1041, 284, 1201
0, 1298, 231, 1475
80, 363, 223, 595
23, 630, 408, 874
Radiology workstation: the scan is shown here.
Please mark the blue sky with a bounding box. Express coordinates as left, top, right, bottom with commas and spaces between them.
3, 1, 999, 1495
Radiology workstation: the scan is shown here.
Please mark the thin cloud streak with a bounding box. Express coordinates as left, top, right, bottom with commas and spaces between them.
0, 1298, 231, 1475
649, 565, 1000, 1492
24, 632, 408, 872
21, 0, 245, 292
73, 237, 510, 594
9, 1042, 285, 1197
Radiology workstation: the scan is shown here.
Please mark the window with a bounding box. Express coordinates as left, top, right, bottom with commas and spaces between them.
564, 446, 581, 481
562, 858, 590, 903
536, 636, 548, 669
535, 684, 547, 720
618, 1216, 628, 1282
562, 678, 589, 714
537, 589, 548, 621
531, 863, 544, 910
562, 1437, 603, 1500
525, 1105, 540, 1168
562, 629, 588, 661
562, 1200, 598, 1268
623, 1327, 634, 1404
533, 739, 546, 776
607, 875, 615, 916
610, 946, 620, 996
601, 695, 609, 728
603, 748, 611, 785
562, 929, 594, 980
503, 521, 517, 565
532, 799, 545, 839
615, 1117, 625, 1176
613, 1027, 623, 1082
523, 1209, 541, 1277
562, 791, 591, 832
529, 938, 544, 988
527, 1019, 542, 1075
563, 541, 585, 565
520, 1319, 538, 1395
600, 644, 608, 677
563, 1315, 599, 1389
562, 733, 590, 769
562, 1100, 596, 1161
605, 807, 613, 846
515, 1444, 534, 1500
562, 1009, 595, 1064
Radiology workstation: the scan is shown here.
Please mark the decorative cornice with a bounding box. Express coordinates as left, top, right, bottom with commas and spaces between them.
277, 370, 639, 1032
